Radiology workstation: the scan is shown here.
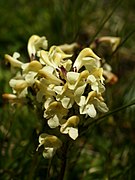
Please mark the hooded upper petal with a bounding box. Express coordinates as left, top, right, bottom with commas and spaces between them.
60, 116, 80, 140
28, 35, 48, 59
73, 48, 101, 72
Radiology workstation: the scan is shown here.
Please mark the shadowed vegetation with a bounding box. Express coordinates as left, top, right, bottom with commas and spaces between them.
0, 0, 135, 179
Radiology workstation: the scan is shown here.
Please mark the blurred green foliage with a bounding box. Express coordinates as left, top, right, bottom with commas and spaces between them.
1, 0, 135, 179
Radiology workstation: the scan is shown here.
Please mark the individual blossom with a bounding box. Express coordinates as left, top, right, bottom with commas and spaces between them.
78, 91, 108, 118
60, 116, 80, 140
4, 52, 23, 68
9, 78, 28, 97
28, 35, 48, 59
73, 48, 101, 72
54, 83, 75, 109
66, 70, 89, 92
35, 78, 55, 103
36, 133, 62, 158
8, 60, 42, 97
44, 101, 68, 128
87, 68, 105, 93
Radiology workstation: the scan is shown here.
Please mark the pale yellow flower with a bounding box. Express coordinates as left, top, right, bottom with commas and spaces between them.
87, 75, 105, 93
53, 70, 89, 109
38, 66, 63, 85
73, 48, 101, 72
9, 78, 28, 97
93, 96, 109, 113
49, 45, 72, 60
24, 71, 37, 86
39, 50, 53, 66
39, 46, 72, 71
21, 60, 42, 73
37, 133, 62, 158
5, 34, 109, 147
54, 84, 74, 109
9, 68, 38, 98
27, 35, 48, 59
66, 70, 89, 91
5, 52, 23, 68
79, 96, 97, 118
78, 91, 108, 118
35, 78, 55, 102
44, 101, 68, 128
60, 116, 80, 140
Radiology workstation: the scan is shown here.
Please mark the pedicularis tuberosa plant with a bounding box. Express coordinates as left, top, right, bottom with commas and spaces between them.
3, 35, 120, 179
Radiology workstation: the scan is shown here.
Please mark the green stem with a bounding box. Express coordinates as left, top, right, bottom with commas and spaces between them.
46, 158, 53, 180
59, 156, 67, 180
58, 141, 69, 180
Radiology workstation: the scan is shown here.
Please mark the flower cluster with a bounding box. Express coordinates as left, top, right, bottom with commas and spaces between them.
4, 35, 109, 158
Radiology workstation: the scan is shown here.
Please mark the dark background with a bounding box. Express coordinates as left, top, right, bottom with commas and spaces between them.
1, 0, 135, 179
